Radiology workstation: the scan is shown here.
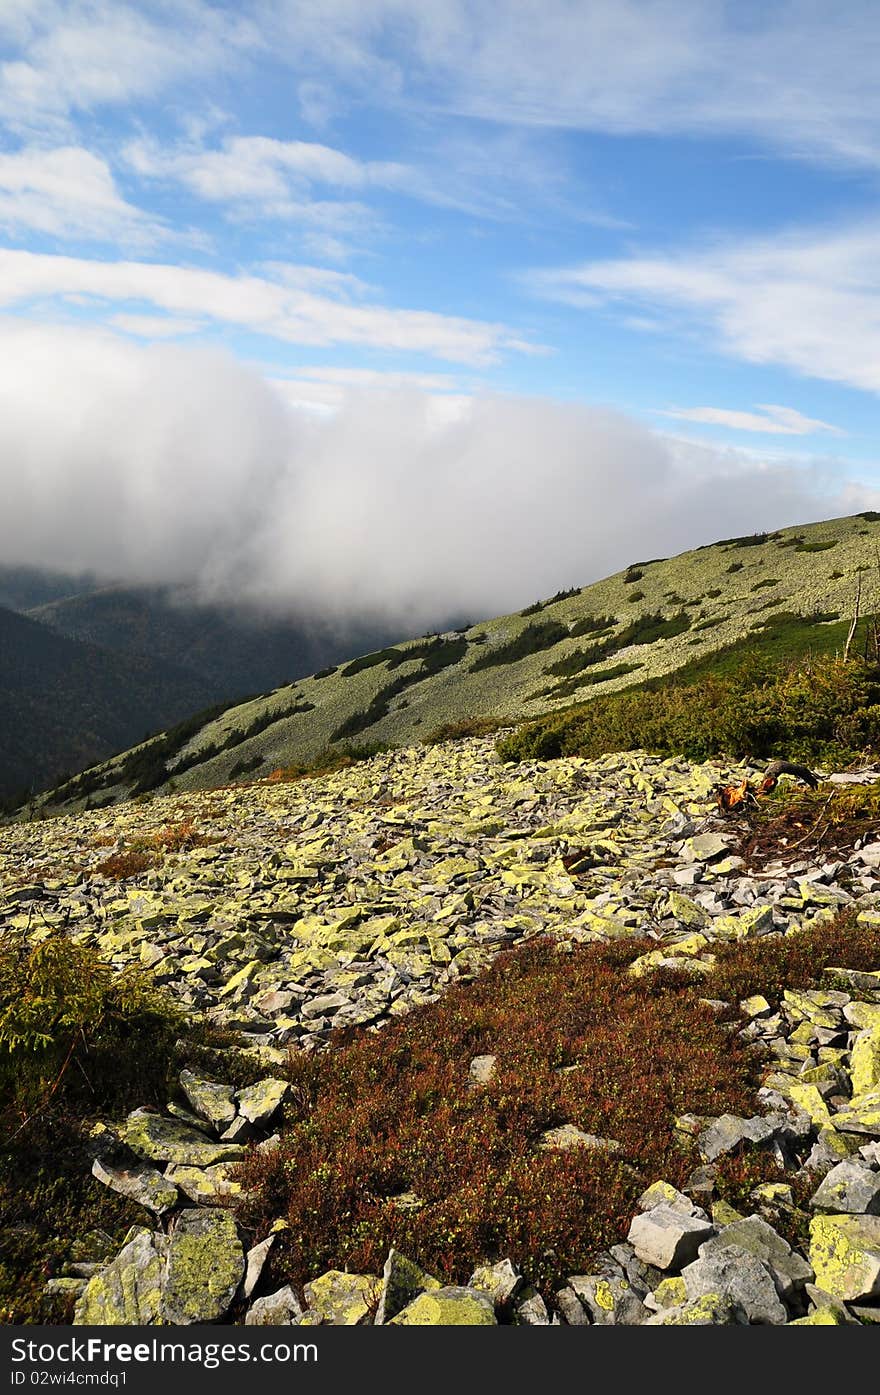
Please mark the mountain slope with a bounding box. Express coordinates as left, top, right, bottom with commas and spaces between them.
29, 512, 880, 813
0, 605, 216, 803
26, 584, 404, 698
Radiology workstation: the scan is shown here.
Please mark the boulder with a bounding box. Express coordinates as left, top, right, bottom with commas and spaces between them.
160, 1210, 245, 1325
809, 1214, 880, 1301
302, 1270, 379, 1325
375, 1249, 441, 1325
697, 1215, 812, 1297
122, 1111, 245, 1167
235, 1078, 289, 1127
245, 1285, 303, 1325
178, 1070, 237, 1130
809, 1160, 880, 1216
388, 1286, 496, 1325
73, 1229, 164, 1325
627, 1204, 713, 1270
681, 1247, 788, 1324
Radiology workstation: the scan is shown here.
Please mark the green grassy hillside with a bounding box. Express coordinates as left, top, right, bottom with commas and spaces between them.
28, 512, 880, 814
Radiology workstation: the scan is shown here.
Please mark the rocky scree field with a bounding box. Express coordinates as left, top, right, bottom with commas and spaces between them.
3, 733, 880, 1325
28, 510, 880, 816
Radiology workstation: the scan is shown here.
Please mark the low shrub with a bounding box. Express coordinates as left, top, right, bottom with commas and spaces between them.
469, 622, 569, 673
497, 653, 880, 766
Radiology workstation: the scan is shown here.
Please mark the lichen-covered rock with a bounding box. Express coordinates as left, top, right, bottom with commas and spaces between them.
538, 1124, 621, 1152
697, 1215, 812, 1297
243, 1234, 275, 1299
235, 1078, 289, 1127
179, 1070, 237, 1129
637, 1180, 704, 1217
681, 1247, 788, 1324
122, 1111, 245, 1167
644, 1292, 739, 1325
851, 1028, 880, 1097
809, 1160, 880, 1216
160, 1210, 245, 1325
302, 1270, 379, 1325
567, 1274, 648, 1325
375, 1249, 441, 1325
627, 1205, 714, 1271
832, 1090, 880, 1137
808, 1214, 880, 1301
91, 1156, 178, 1214
164, 1162, 243, 1204
388, 1286, 497, 1325
468, 1259, 522, 1314
73, 1229, 164, 1325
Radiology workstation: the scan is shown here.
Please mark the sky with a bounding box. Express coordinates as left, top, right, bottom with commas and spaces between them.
3, 1, 880, 627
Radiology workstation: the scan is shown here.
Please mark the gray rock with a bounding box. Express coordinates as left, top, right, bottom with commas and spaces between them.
810, 1159, 880, 1215
245, 1285, 303, 1325
91, 1156, 178, 1215
697, 1113, 778, 1162
681, 1247, 789, 1324
468, 1054, 497, 1086
644, 1293, 740, 1325
160, 1210, 245, 1325
567, 1274, 648, 1325
698, 1214, 812, 1297
243, 1234, 275, 1300
468, 1259, 522, 1314
555, 1286, 591, 1325
627, 1204, 714, 1270
513, 1285, 550, 1324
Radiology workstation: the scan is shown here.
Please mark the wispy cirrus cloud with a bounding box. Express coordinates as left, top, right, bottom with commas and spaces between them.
528, 220, 880, 395
659, 403, 845, 438
265, 1, 880, 169
0, 2, 256, 137
0, 247, 540, 365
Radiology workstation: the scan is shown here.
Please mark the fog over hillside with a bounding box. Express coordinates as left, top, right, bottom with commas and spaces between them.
3, 324, 876, 631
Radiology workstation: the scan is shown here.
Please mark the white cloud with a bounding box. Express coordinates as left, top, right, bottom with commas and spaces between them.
0, 2, 256, 136
0, 145, 161, 244
660, 403, 845, 437
110, 312, 205, 338
529, 220, 880, 395
264, 1, 880, 170
1, 317, 876, 627
0, 248, 535, 365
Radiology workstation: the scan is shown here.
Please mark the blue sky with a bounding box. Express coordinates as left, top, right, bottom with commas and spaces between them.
3, 2, 880, 623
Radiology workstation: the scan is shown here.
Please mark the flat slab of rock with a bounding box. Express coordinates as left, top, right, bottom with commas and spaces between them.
160, 1210, 245, 1325
122, 1111, 245, 1167
179, 1070, 237, 1130
164, 1162, 244, 1204
697, 1113, 777, 1162
235, 1078, 289, 1127
91, 1157, 178, 1215
388, 1286, 496, 1325
628, 1205, 713, 1271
